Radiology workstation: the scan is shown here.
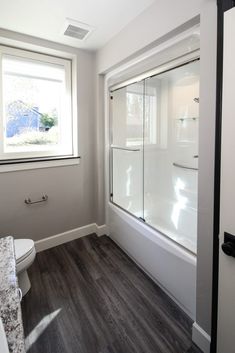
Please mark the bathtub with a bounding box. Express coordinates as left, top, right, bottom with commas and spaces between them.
108, 202, 196, 319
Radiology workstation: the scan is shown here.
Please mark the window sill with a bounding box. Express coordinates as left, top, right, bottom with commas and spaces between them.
0, 157, 80, 173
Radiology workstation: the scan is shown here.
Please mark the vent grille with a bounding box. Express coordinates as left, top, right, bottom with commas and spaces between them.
63, 19, 93, 41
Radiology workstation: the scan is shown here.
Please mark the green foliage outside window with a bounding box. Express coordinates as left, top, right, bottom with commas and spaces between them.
40, 113, 58, 129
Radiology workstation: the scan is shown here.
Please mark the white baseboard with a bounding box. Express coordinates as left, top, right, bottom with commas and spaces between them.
96, 224, 109, 237
192, 322, 211, 353
35, 223, 107, 252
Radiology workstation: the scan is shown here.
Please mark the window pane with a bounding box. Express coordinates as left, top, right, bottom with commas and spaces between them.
2, 54, 72, 157
112, 83, 144, 148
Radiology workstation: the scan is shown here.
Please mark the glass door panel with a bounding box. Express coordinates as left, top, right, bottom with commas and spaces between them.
111, 82, 144, 219
110, 59, 199, 253
144, 60, 199, 253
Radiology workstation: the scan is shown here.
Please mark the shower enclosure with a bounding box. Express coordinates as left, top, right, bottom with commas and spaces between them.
110, 58, 199, 254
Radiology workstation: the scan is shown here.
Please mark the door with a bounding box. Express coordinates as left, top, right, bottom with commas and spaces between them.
217, 6, 235, 353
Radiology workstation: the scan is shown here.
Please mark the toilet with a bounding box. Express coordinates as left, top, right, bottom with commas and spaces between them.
14, 239, 36, 297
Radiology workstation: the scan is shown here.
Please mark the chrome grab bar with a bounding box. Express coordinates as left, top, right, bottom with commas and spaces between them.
111, 145, 141, 152
25, 194, 48, 205
173, 162, 198, 171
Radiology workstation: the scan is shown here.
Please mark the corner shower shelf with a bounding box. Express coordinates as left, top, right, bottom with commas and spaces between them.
175, 117, 199, 122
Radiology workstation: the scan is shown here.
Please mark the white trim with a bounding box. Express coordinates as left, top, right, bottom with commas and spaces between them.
0, 44, 78, 164
96, 224, 109, 237
192, 322, 211, 353
35, 223, 107, 252
104, 25, 199, 79
110, 49, 200, 92
0, 157, 80, 173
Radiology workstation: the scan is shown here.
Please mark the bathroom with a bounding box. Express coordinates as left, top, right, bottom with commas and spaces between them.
0, 0, 232, 352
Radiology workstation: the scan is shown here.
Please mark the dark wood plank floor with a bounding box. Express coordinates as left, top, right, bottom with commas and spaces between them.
21, 234, 202, 353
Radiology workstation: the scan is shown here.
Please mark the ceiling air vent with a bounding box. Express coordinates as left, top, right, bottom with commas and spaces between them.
63, 19, 93, 41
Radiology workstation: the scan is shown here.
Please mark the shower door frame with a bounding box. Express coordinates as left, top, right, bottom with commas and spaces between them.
108, 50, 200, 255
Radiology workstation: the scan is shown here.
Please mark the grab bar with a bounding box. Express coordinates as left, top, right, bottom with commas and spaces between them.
111, 145, 141, 152
25, 194, 48, 205
173, 162, 198, 171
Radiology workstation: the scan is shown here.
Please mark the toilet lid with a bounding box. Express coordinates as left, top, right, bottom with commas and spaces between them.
14, 239, 35, 262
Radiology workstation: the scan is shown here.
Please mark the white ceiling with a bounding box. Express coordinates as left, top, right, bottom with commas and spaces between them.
0, 0, 155, 50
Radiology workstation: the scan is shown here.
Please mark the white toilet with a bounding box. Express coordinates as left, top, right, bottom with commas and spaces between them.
14, 239, 36, 297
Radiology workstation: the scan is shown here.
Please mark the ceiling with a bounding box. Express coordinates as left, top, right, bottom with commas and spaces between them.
0, 0, 155, 50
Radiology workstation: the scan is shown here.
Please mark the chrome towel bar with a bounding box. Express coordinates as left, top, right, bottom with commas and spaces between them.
25, 194, 48, 205
173, 162, 198, 171
111, 145, 140, 152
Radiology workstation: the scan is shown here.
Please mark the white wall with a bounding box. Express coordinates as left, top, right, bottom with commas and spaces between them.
96, 0, 217, 340
97, 0, 205, 74
0, 29, 96, 241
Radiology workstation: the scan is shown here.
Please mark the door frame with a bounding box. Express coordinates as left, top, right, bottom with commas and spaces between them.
211, 1, 235, 352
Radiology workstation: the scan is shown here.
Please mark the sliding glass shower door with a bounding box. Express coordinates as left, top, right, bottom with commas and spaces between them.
110, 82, 144, 219
110, 58, 199, 254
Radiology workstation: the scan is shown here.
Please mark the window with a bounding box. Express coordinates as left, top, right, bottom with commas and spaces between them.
0, 46, 77, 164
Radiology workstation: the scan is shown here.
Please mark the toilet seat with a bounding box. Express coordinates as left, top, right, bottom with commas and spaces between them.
14, 238, 36, 296
14, 239, 36, 275
15, 239, 35, 264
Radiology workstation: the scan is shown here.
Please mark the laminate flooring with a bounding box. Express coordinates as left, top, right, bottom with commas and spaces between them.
21, 234, 202, 353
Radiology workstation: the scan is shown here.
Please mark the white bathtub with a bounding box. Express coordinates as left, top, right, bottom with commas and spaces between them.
108, 202, 196, 319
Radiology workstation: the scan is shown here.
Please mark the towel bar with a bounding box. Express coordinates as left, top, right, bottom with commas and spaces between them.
111, 145, 141, 152
173, 162, 198, 171
25, 194, 48, 205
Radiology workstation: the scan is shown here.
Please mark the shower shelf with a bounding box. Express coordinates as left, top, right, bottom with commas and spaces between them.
175, 117, 199, 122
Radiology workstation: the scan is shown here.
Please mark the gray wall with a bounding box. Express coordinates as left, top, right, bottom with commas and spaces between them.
0, 30, 96, 241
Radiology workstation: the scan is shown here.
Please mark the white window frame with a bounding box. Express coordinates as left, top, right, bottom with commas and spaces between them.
0, 45, 79, 170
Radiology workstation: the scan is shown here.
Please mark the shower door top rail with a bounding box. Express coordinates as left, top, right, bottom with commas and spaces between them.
109, 49, 200, 92
111, 145, 141, 152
